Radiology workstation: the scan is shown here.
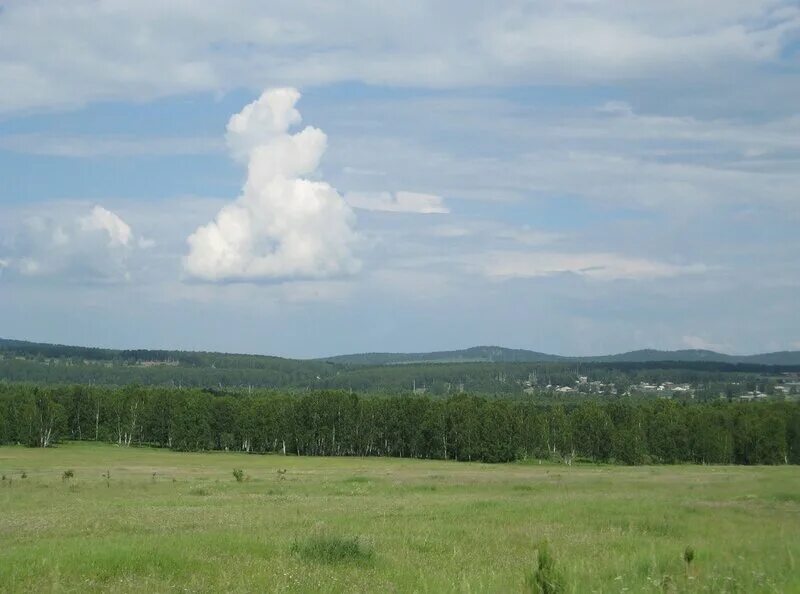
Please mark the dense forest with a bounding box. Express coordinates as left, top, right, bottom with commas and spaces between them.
1, 384, 797, 465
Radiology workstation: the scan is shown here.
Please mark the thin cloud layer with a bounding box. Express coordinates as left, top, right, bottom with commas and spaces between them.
184, 88, 360, 281
476, 251, 707, 282
346, 191, 448, 214
0, 1, 797, 112
682, 335, 730, 352
0, 133, 223, 158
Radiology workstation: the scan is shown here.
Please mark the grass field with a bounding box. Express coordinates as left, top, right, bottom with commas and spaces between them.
1, 444, 799, 593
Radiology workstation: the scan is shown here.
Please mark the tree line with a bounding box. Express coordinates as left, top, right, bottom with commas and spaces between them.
0, 384, 798, 464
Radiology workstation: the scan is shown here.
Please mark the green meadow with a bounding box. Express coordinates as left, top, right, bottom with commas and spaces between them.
1, 443, 798, 593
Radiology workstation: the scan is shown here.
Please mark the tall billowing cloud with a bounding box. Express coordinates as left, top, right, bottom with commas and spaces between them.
185, 88, 360, 281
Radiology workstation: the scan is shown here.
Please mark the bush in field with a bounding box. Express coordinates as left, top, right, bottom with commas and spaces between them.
684, 545, 695, 576
62, 469, 74, 481
291, 535, 373, 564
526, 541, 564, 594
232, 468, 245, 482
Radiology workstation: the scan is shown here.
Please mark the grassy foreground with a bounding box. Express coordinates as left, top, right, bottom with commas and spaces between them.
1, 444, 798, 593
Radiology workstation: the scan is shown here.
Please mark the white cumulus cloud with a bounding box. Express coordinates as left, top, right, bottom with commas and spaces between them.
79, 206, 133, 247
184, 88, 360, 281
0, 204, 144, 282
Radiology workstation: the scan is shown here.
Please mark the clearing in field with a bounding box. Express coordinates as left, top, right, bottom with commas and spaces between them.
1, 443, 798, 593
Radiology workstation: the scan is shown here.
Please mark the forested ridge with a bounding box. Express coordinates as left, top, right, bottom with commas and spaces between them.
3, 338, 800, 394
1, 384, 797, 465
2, 353, 796, 398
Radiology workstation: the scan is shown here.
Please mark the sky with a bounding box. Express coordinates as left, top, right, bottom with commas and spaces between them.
1, 1, 799, 358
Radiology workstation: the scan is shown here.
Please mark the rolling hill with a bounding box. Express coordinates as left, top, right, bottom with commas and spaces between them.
4, 337, 800, 368
320, 346, 800, 366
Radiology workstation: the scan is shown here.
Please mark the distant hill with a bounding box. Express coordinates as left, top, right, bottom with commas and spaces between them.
0, 337, 312, 369
589, 348, 730, 363
4, 337, 800, 368
321, 346, 567, 365
586, 348, 800, 366
321, 346, 800, 366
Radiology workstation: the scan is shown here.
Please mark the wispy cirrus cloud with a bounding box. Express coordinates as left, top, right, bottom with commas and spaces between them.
320, 99, 800, 221
0, 133, 223, 157
474, 251, 707, 282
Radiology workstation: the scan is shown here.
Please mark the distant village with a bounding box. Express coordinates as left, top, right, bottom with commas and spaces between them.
523, 373, 800, 401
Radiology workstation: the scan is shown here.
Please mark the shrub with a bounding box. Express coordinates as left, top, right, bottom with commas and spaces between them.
232, 468, 245, 483
291, 535, 373, 565
62, 469, 74, 481
526, 541, 564, 594
20, 471, 27, 479
684, 545, 695, 577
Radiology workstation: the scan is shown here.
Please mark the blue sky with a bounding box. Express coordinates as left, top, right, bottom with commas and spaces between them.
1, 1, 799, 357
